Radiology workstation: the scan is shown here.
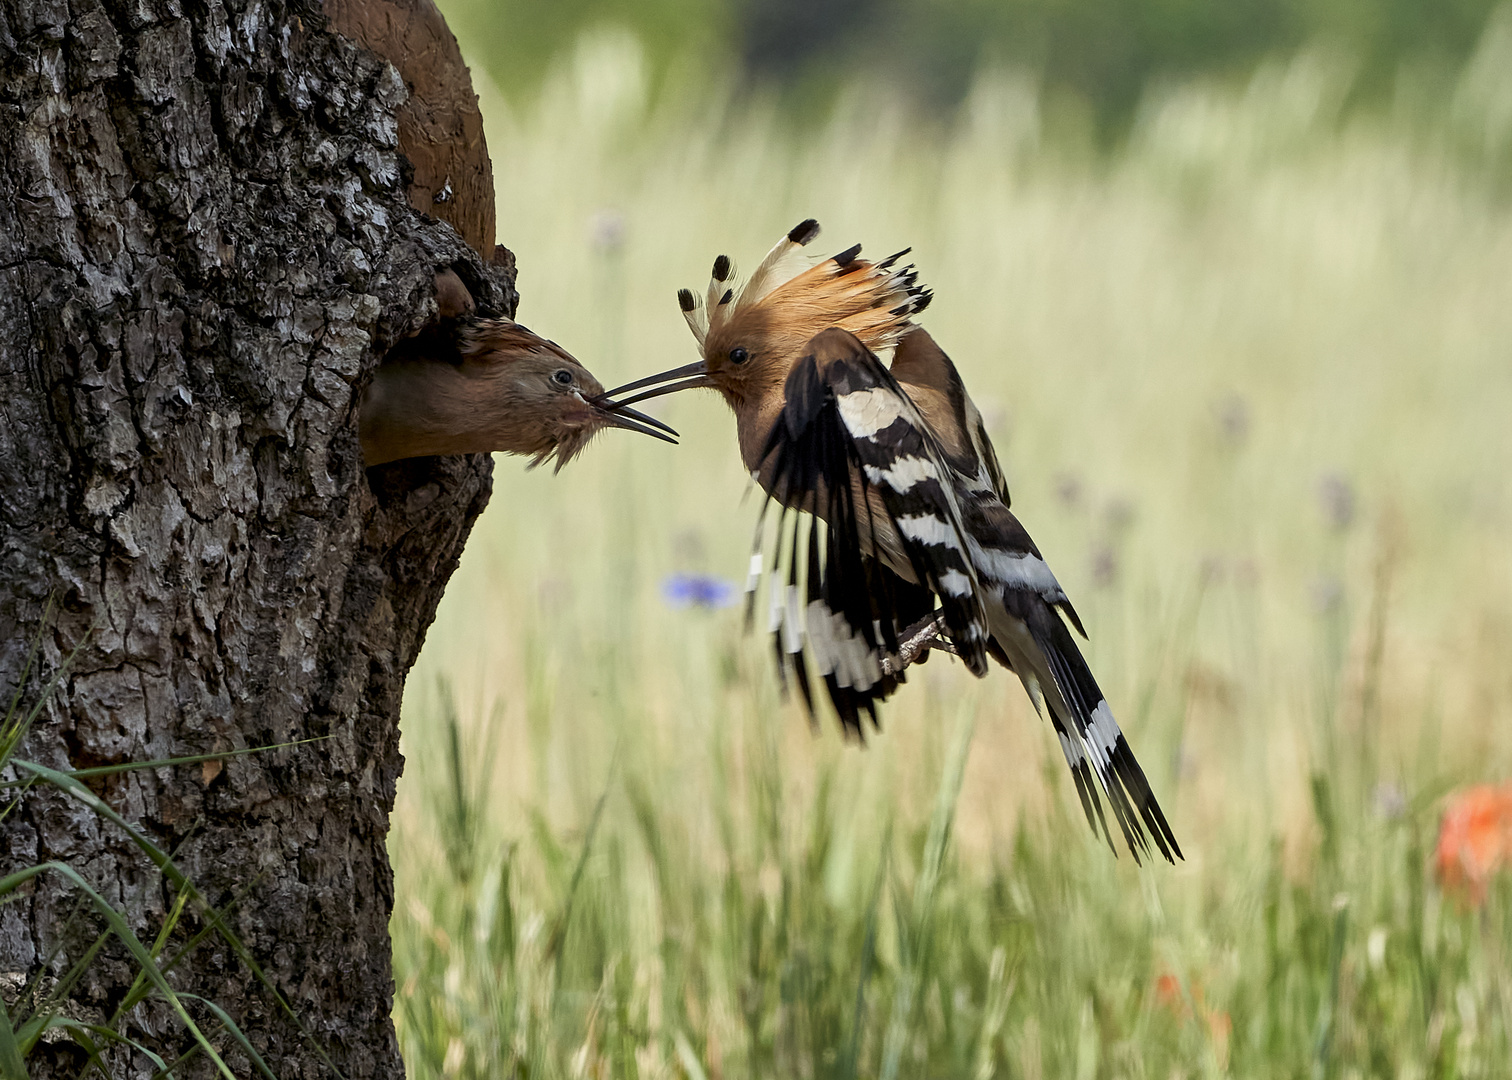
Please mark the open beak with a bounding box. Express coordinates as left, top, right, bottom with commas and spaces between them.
590, 399, 679, 444
598, 361, 716, 409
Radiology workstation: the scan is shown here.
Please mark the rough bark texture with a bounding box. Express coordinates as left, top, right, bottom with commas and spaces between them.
0, 0, 512, 1075
325, 0, 497, 259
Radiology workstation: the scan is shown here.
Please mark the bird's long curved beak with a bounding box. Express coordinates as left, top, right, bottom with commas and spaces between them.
598, 361, 716, 408
590, 399, 680, 444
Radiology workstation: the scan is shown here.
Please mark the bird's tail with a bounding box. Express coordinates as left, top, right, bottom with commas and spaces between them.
1007, 598, 1182, 864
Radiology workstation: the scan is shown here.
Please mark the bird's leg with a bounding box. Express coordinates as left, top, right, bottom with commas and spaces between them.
882, 613, 957, 676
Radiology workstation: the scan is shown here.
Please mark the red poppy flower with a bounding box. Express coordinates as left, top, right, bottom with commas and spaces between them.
1434, 784, 1512, 905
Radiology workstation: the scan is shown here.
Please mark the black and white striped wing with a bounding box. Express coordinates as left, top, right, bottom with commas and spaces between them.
750, 510, 939, 736
889, 326, 1012, 505
752, 327, 990, 734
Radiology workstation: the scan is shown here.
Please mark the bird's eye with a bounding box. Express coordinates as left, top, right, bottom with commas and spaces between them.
552, 369, 574, 386
729, 347, 749, 364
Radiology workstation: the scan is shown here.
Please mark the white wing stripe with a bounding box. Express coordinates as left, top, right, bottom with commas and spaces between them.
805, 599, 881, 690
938, 569, 973, 597
1057, 730, 1083, 768
863, 456, 939, 492
896, 513, 963, 551
782, 585, 803, 655
836, 386, 908, 438
805, 600, 837, 676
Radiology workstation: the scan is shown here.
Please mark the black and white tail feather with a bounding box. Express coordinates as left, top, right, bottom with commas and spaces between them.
970, 509, 1180, 864
1007, 588, 1181, 863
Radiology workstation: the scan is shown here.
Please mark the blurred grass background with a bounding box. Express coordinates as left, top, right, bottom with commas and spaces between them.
390, 3, 1512, 1076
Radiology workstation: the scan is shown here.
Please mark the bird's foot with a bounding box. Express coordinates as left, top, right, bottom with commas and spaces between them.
882, 613, 956, 676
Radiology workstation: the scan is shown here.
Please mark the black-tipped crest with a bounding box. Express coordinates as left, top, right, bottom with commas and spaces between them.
674, 220, 932, 366
678, 288, 697, 312
788, 218, 821, 245
833, 243, 862, 267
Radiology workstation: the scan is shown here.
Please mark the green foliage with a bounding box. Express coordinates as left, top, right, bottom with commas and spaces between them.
436, 0, 1510, 129
435, 0, 731, 102
394, 689, 1510, 1078
863, 0, 1507, 113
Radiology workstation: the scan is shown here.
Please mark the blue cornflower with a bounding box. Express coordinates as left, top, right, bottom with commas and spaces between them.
661, 573, 738, 610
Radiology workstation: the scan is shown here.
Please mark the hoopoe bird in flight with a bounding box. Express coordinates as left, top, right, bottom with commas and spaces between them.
605, 221, 1180, 863
361, 270, 676, 468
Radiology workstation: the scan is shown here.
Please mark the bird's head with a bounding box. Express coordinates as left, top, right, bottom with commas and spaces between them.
602, 219, 932, 413
458, 321, 645, 471
361, 309, 676, 470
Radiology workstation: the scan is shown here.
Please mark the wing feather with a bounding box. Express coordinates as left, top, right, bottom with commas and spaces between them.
890, 326, 1011, 504
753, 328, 989, 733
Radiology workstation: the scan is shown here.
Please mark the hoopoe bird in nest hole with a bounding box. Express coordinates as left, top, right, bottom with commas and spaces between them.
361, 270, 676, 469
605, 220, 1180, 864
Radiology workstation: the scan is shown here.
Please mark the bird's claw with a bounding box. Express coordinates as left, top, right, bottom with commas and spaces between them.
881, 613, 956, 676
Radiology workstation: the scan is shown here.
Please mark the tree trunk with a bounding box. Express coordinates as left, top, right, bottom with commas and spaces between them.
0, 0, 508, 1074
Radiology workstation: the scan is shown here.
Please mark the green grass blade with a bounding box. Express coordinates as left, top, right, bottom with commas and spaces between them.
111, 886, 193, 1025
15, 928, 110, 1052
149, 1046, 201, 1080
42, 1019, 171, 1072
9, 762, 349, 1080
0, 996, 30, 1080
10, 762, 182, 881
178, 995, 279, 1080
0, 737, 332, 791
880, 706, 975, 1080
0, 863, 233, 1079
545, 768, 614, 974
842, 824, 891, 1080
673, 1030, 709, 1080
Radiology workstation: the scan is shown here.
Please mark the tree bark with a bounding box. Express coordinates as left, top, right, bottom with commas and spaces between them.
0, 0, 509, 1075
